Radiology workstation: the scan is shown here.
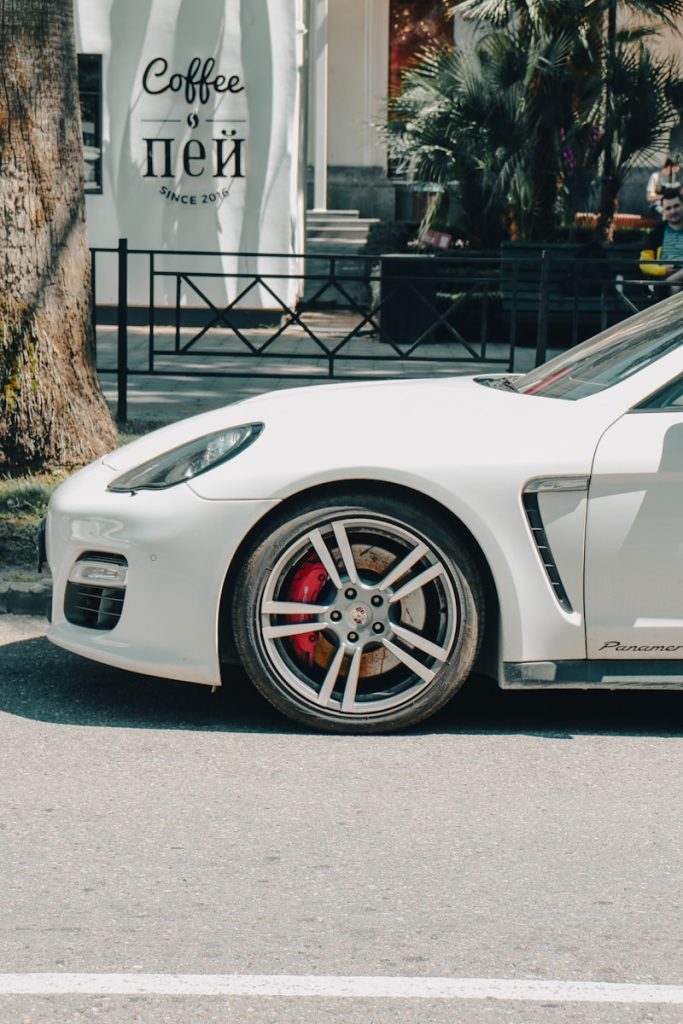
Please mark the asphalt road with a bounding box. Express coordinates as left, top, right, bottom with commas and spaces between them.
0, 616, 682, 1024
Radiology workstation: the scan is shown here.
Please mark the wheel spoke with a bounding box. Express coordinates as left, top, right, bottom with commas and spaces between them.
332, 521, 358, 584
389, 562, 444, 604
308, 528, 343, 589
263, 621, 328, 640
316, 645, 346, 705
377, 542, 429, 592
341, 647, 362, 711
381, 638, 436, 683
263, 600, 329, 616
391, 622, 450, 663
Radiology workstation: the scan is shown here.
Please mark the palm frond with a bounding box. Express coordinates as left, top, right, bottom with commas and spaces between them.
617, 0, 683, 31
390, 3, 683, 241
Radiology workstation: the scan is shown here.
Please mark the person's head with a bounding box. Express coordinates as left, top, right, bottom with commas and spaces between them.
661, 188, 683, 226
664, 157, 677, 169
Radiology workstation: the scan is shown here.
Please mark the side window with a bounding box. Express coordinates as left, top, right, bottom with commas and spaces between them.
78, 54, 102, 194
635, 374, 683, 410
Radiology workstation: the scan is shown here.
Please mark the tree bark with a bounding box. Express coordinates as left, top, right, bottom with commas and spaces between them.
0, 0, 118, 474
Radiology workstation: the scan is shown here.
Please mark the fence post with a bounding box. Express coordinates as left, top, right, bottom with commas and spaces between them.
535, 249, 551, 366
117, 237, 128, 425
90, 248, 97, 361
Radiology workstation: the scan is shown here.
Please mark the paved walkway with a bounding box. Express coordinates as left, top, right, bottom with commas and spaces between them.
95, 322, 545, 424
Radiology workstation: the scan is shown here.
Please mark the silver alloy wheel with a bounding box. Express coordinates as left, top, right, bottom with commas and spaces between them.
258, 515, 459, 716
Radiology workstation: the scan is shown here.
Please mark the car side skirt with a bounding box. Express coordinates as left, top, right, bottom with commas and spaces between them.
502, 660, 683, 690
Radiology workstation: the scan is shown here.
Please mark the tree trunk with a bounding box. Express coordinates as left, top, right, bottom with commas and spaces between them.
596, 0, 618, 243
0, 0, 118, 475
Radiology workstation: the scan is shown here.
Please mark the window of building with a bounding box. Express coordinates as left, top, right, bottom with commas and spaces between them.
389, 0, 453, 98
78, 54, 102, 194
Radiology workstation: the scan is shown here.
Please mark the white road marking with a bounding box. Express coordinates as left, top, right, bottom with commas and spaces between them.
0, 975, 681, 1003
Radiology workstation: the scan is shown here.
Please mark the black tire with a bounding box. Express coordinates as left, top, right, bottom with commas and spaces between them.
232, 493, 484, 733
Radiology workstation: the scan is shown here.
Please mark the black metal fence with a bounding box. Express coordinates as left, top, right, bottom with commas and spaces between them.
92, 238, 668, 422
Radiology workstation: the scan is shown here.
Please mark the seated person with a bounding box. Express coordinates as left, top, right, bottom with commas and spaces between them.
640, 188, 683, 289
646, 157, 681, 215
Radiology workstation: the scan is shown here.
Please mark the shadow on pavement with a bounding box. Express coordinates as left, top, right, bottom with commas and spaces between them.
1, 635, 681, 738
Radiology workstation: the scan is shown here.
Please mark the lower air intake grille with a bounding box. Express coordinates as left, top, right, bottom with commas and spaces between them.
64, 553, 128, 630
522, 493, 573, 613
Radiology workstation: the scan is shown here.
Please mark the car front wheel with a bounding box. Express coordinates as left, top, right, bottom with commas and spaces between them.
232, 494, 484, 733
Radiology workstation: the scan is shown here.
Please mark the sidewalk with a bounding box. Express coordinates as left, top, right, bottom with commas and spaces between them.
95, 322, 543, 423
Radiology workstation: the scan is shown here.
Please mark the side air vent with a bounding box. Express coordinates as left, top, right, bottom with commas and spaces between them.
522, 492, 573, 612
64, 552, 128, 630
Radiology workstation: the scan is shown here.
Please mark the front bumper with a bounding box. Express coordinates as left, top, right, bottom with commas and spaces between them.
46, 460, 278, 685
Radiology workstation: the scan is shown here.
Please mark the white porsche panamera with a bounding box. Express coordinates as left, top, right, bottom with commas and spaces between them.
45, 291, 683, 732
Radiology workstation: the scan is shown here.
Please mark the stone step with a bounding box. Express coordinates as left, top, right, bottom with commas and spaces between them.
305, 238, 372, 254
305, 207, 379, 261
306, 208, 361, 220
0, 574, 52, 615
307, 217, 379, 227
306, 228, 373, 242
306, 216, 379, 228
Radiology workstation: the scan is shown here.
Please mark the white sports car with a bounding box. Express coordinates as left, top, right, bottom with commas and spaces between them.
46, 292, 683, 732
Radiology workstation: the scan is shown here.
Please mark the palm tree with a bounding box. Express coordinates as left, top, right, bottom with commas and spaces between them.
388, 25, 602, 241
455, 0, 683, 238
389, 0, 683, 242
388, 41, 509, 246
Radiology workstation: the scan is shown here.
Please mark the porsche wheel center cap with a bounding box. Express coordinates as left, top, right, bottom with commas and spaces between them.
346, 603, 371, 628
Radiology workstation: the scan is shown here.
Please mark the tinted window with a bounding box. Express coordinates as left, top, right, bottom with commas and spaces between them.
514, 292, 683, 399
635, 374, 683, 410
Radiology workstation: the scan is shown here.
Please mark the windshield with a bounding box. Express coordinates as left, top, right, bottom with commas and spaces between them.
513, 291, 683, 399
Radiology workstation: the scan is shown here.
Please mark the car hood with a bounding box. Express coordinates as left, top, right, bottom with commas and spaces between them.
101, 375, 485, 472
100, 373, 619, 501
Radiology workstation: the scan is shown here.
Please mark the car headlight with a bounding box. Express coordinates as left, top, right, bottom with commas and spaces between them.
107, 423, 263, 492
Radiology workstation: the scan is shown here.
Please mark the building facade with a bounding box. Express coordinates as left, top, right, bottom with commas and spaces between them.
75, 1, 460, 254
75, 0, 306, 309
75, 0, 679, 310
308, 0, 463, 220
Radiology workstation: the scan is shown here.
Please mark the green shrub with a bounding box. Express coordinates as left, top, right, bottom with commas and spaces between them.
0, 476, 62, 521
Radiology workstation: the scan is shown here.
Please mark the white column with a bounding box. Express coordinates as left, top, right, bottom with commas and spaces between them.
363, 0, 373, 167
311, 0, 328, 210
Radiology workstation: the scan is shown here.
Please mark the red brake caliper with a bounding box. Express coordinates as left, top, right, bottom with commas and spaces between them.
285, 556, 329, 666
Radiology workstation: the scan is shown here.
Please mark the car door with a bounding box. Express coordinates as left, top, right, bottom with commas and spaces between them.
585, 377, 683, 658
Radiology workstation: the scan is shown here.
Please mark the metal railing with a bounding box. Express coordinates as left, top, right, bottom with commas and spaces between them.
92, 238, 668, 422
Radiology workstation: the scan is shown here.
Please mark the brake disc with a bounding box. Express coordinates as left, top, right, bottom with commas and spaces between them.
312, 542, 427, 678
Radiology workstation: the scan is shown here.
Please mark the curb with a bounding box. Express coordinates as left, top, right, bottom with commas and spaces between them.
0, 580, 52, 617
